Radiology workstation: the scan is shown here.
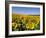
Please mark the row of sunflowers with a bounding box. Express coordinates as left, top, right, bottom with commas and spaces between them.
12, 14, 40, 31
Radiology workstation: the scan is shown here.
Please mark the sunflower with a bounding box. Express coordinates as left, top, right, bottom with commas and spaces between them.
26, 22, 35, 30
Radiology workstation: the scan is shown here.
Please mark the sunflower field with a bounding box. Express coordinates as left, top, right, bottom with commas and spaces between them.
12, 14, 40, 31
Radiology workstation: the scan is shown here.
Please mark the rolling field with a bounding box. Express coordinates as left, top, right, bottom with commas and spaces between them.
12, 13, 40, 31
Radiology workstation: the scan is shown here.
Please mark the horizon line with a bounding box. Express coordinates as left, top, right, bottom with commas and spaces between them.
12, 13, 40, 16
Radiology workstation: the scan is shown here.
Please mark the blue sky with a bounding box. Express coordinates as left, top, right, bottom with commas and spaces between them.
12, 7, 40, 15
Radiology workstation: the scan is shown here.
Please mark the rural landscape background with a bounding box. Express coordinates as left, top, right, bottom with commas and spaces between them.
12, 7, 40, 31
